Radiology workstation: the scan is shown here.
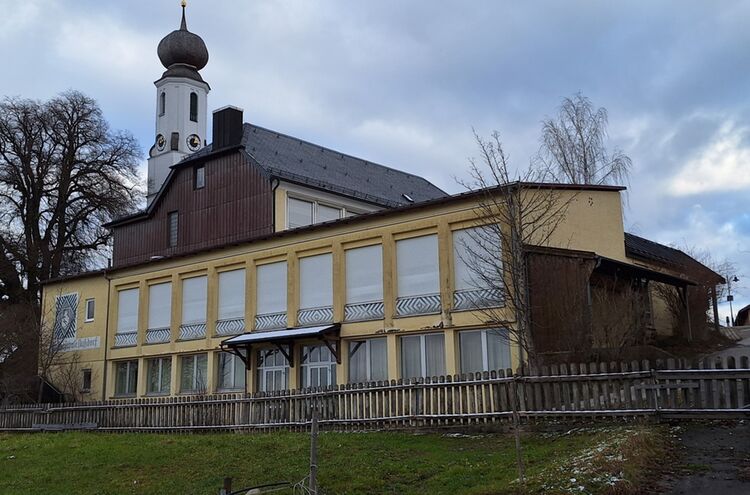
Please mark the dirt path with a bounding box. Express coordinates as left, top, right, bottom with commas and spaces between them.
658, 421, 750, 494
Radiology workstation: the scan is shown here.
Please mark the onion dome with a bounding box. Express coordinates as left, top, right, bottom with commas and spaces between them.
157, 2, 209, 81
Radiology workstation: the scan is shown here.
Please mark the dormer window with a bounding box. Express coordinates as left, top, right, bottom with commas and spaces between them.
194, 165, 205, 189
159, 92, 166, 116
189, 92, 198, 122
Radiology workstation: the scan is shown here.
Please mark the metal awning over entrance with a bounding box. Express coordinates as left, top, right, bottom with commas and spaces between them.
220, 324, 341, 367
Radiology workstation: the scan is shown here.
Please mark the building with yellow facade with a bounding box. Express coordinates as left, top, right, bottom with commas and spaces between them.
40, 6, 723, 401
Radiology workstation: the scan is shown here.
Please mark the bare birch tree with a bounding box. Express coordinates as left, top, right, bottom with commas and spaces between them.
458, 131, 573, 366
537, 93, 631, 186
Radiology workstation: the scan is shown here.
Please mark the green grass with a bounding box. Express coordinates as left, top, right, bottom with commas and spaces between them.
0, 426, 665, 495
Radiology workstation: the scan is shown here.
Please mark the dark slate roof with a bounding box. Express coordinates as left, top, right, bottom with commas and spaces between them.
624, 233, 724, 283
240, 124, 447, 207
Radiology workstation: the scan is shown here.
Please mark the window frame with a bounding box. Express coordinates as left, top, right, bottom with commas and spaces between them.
300, 344, 337, 389
348, 338, 387, 383
189, 92, 198, 122
180, 353, 208, 394
84, 298, 95, 323
257, 347, 290, 392
159, 91, 166, 116
400, 333, 445, 379
81, 368, 92, 393
194, 165, 205, 189
167, 211, 178, 248
181, 275, 208, 325
146, 357, 172, 396
286, 194, 350, 229
114, 360, 138, 397
458, 328, 511, 374
217, 351, 247, 391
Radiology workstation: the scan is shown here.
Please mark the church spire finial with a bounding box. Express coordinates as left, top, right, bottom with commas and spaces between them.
180, 1, 187, 30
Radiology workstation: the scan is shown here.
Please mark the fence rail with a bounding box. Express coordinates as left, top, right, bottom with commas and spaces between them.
1, 358, 749, 432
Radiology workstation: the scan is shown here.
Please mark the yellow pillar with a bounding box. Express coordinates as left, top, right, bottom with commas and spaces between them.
246, 265, 256, 332
386, 333, 399, 380
136, 280, 148, 348
332, 241, 345, 323
136, 357, 147, 397
337, 340, 349, 384
437, 222, 454, 328
170, 354, 180, 395
444, 328, 457, 375
206, 350, 218, 394
382, 234, 396, 328
287, 254, 298, 328
206, 269, 219, 339
288, 343, 300, 389
171, 273, 182, 344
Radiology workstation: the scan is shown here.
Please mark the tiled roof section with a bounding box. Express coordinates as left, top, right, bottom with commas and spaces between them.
240, 124, 447, 207
624, 233, 724, 283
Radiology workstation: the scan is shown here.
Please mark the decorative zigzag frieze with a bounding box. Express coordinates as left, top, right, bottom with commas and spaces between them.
114, 331, 137, 347
344, 301, 385, 322
255, 312, 287, 331
179, 322, 206, 340
216, 317, 245, 336
298, 306, 333, 326
145, 327, 171, 344
453, 288, 505, 311
396, 294, 442, 317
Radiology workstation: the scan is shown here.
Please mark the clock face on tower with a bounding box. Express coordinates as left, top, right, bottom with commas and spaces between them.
187, 134, 202, 151
156, 134, 166, 151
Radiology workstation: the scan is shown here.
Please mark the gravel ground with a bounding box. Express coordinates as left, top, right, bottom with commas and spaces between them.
657, 421, 750, 494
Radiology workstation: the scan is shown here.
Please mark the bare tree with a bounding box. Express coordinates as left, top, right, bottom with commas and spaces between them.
459, 131, 573, 365
537, 93, 631, 186
0, 90, 142, 311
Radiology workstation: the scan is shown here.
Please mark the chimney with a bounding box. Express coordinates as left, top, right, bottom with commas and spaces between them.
212, 106, 244, 151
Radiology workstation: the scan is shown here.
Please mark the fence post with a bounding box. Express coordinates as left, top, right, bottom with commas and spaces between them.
510, 376, 525, 485
309, 405, 319, 495
650, 369, 660, 420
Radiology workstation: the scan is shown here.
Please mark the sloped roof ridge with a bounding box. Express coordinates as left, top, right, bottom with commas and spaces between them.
242, 122, 444, 189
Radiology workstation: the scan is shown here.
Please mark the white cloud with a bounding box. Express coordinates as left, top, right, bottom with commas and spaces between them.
54, 15, 156, 87
0, 0, 41, 39
669, 122, 750, 195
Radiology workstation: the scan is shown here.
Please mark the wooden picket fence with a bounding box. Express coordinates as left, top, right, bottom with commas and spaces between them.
1, 357, 749, 432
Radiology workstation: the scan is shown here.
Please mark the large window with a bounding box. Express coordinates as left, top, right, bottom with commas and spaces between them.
287, 196, 343, 229
217, 268, 246, 335
348, 338, 387, 383
298, 253, 333, 325
167, 211, 178, 247
147, 357, 172, 395
345, 244, 384, 321
148, 282, 171, 330
115, 288, 139, 347
400, 333, 445, 379
257, 348, 289, 392
459, 329, 511, 374
182, 276, 207, 325
301, 345, 336, 388
396, 234, 441, 316
180, 354, 208, 394
453, 226, 504, 310
255, 261, 287, 330
115, 360, 138, 396
217, 351, 246, 391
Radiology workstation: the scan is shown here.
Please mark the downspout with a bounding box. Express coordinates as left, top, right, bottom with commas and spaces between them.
101, 271, 112, 401
270, 178, 280, 232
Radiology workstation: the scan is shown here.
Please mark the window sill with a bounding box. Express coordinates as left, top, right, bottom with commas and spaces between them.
145, 392, 170, 397
113, 394, 136, 399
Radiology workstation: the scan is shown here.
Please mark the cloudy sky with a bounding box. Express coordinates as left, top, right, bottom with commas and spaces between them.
2, 0, 747, 320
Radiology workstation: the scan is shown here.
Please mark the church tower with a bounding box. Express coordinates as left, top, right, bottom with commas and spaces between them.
147, 1, 210, 203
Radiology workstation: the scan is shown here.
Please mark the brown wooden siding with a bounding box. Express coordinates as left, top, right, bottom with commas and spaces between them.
112, 152, 273, 267
527, 250, 596, 354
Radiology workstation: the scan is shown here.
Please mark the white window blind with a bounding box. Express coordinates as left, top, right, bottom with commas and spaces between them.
148, 282, 172, 329
400, 333, 445, 379
117, 288, 139, 333
256, 262, 287, 315
453, 226, 502, 290
181, 276, 207, 324
299, 254, 332, 310
346, 245, 383, 304
397, 235, 439, 297
218, 269, 245, 319
317, 204, 341, 222
288, 197, 313, 228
